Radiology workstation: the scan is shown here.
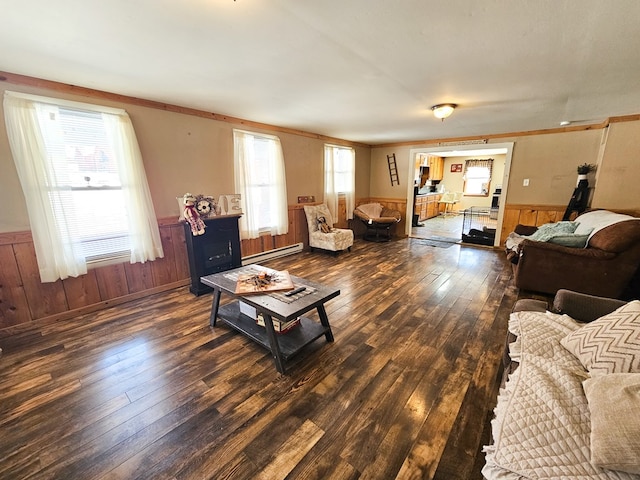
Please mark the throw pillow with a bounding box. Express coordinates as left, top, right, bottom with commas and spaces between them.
583, 373, 640, 474
547, 233, 591, 248
560, 300, 640, 375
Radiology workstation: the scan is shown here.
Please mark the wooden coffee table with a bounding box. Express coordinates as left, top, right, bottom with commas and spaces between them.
200, 265, 339, 374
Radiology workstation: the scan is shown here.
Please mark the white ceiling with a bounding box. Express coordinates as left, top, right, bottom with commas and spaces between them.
2, 0, 640, 145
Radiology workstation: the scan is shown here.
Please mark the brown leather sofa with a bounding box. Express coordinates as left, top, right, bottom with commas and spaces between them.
508, 212, 640, 299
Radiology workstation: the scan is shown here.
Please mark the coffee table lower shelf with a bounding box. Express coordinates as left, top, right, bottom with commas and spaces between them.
217, 301, 330, 361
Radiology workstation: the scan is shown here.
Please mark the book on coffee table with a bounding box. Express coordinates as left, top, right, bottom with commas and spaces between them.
234, 268, 294, 295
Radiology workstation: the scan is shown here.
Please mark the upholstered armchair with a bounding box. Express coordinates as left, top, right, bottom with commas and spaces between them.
353, 203, 401, 242
303, 204, 354, 254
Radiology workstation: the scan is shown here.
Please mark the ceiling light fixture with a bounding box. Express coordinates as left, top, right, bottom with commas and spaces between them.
431, 103, 457, 121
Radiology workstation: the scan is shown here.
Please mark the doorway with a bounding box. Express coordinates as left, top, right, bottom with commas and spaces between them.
405, 142, 514, 246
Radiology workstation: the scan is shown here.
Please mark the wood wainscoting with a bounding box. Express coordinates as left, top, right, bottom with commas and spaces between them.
0, 207, 307, 331
499, 204, 640, 245
0, 200, 406, 331
499, 204, 567, 245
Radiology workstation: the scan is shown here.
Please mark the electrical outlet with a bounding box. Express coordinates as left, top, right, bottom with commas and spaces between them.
523, 178, 530, 186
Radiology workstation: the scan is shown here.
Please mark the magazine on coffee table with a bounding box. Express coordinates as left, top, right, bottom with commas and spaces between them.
234, 267, 294, 295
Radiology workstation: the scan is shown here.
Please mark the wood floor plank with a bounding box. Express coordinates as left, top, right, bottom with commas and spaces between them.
0, 235, 529, 479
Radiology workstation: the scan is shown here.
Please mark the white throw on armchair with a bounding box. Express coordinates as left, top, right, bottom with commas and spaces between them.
303, 204, 354, 254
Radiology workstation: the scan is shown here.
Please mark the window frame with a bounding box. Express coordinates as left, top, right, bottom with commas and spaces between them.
463, 159, 494, 197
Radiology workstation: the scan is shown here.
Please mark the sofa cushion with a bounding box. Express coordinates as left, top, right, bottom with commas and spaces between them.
588, 220, 640, 253
560, 300, 640, 375
356, 203, 383, 219
583, 373, 640, 474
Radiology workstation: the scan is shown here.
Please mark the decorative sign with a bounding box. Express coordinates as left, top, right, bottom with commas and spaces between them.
177, 193, 242, 221
451, 163, 463, 173
217, 194, 242, 216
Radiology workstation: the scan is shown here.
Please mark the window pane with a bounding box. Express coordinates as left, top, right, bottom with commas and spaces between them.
235, 131, 287, 236
39, 107, 130, 260
330, 146, 354, 193
464, 166, 491, 195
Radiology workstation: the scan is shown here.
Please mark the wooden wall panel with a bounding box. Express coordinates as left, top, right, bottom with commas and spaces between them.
94, 264, 129, 301
0, 286, 30, 328
62, 271, 101, 310
280, 233, 291, 249
124, 262, 155, 294
151, 226, 179, 286
241, 237, 263, 257
13, 242, 68, 320
499, 205, 568, 244
170, 225, 190, 280
535, 210, 558, 226
261, 235, 276, 252
292, 207, 309, 247
499, 209, 522, 246
0, 244, 21, 286
0, 245, 31, 327
517, 209, 538, 227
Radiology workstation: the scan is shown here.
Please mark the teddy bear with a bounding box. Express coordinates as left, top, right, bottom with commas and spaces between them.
183, 193, 206, 236
317, 216, 333, 233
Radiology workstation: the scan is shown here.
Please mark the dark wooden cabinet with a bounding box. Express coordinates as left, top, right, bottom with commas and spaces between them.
183, 215, 242, 295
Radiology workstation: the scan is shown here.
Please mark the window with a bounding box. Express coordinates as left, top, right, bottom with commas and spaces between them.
233, 129, 288, 239
324, 144, 355, 221
3, 91, 164, 282
463, 159, 494, 196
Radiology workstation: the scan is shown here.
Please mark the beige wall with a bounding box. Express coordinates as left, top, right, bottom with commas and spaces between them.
370, 124, 639, 213
503, 129, 603, 205
592, 122, 640, 210
0, 80, 371, 233
369, 146, 414, 199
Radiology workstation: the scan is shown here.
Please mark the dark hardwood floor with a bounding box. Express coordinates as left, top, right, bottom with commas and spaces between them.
0, 237, 533, 479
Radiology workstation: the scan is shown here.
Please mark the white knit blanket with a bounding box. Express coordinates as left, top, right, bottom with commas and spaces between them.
483, 311, 640, 480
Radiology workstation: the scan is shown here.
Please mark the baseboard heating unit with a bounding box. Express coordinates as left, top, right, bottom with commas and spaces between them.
242, 242, 303, 266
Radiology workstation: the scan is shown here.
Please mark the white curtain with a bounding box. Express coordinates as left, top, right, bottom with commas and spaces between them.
3, 91, 163, 283
233, 129, 288, 239
324, 145, 355, 222
103, 114, 164, 263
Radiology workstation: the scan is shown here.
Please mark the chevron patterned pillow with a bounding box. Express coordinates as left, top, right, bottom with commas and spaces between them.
561, 300, 640, 375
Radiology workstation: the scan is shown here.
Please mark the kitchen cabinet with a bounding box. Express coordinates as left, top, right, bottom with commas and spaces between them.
414, 194, 442, 222
428, 157, 444, 181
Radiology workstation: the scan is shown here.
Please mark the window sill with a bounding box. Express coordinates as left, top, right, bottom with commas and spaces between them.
87, 253, 131, 270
